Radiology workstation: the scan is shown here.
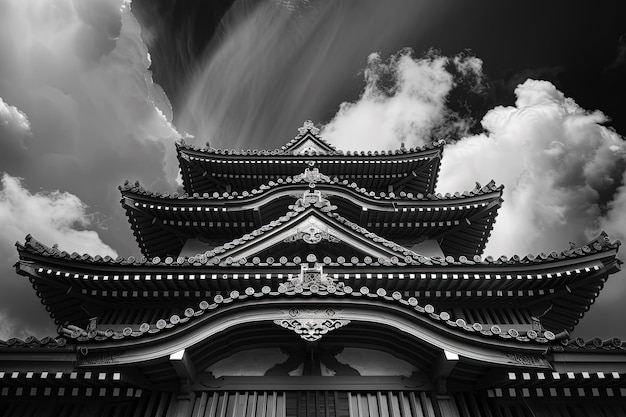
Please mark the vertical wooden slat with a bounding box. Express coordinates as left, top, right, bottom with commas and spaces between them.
192, 392, 208, 417
228, 392, 239, 417
419, 393, 435, 417
316, 392, 323, 417
267, 392, 276, 417
362, 393, 371, 417
452, 394, 472, 417
154, 393, 171, 417
339, 392, 350, 417
305, 392, 312, 417
367, 393, 378, 417
388, 392, 401, 417
247, 392, 257, 417
237, 392, 249, 417
377, 392, 389, 417
257, 392, 267, 417
217, 392, 229, 417
207, 392, 221, 417
324, 392, 331, 417
348, 393, 356, 417
189, 394, 201, 417
166, 393, 180, 417
276, 392, 285, 417
397, 392, 412, 417
427, 394, 442, 417
408, 392, 425, 417
435, 396, 460, 417
336, 392, 344, 417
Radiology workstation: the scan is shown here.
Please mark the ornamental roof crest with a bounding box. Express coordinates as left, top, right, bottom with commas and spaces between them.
279, 263, 343, 293
297, 120, 321, 136
293, 167, 331, 184
294, 189, 337, 212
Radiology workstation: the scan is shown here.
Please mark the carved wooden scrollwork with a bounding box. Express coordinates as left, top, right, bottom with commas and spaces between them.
274, 308, 350, 341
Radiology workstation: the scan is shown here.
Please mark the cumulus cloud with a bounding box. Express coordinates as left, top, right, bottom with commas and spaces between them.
0, 96, 31, 139
0, 174, 117, 339
437, 79, 626, 339
0, 0, 180, 250
438, 79, 626, 255
320, 53, 626, 257
320, 52, 626, 337
321, 50, 484, 151
0, 96, 31, 156
0, 174, 117, 256
0, 0, 180, 339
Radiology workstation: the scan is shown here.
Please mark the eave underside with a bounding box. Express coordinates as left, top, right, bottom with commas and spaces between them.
177, 151, 441, 196
121, 190, 501, 259
14, 248, 620, 343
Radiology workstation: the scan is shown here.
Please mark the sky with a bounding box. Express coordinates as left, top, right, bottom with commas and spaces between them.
0, 0, 625, 340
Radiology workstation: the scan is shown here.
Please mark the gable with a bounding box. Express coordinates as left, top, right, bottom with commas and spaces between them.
282, 120, 337, 155
288, 135, 334, 155
201, 190, 415, 263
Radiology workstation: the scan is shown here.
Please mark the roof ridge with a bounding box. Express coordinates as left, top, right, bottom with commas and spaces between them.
174, 122, 445, 157
555, 336, 625, 351
119, 170, 504, 203
0, 335, 68, 349
18, 230, 620, 268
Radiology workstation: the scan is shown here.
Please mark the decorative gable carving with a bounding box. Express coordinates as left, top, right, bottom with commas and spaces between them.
292, 139, 329, 156
284, 120, 336, 155
283, 216, 340, 245
274, 306, 350, 342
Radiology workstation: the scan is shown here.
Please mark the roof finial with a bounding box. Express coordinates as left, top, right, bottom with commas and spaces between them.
297, 120, 320, 136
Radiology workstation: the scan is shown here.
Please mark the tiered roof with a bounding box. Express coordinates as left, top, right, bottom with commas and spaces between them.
3, 120, 625, 408
177, 121, 444, 196
121, 168, 502, 258
15, 227, 620, 334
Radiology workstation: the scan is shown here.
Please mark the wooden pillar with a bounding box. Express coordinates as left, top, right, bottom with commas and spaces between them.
169, 349, 197, 417
432, 350, 459, 394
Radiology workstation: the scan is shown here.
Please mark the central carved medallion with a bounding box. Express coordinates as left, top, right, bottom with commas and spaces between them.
274, 308, 350, 342
283, 215, 340, 245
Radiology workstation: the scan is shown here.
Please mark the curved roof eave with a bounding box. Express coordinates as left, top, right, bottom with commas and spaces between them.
63, 295, 553, 369
16, 232, 620, 274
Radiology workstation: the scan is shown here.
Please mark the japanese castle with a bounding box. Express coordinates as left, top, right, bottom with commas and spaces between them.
1, 121, 624, 416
